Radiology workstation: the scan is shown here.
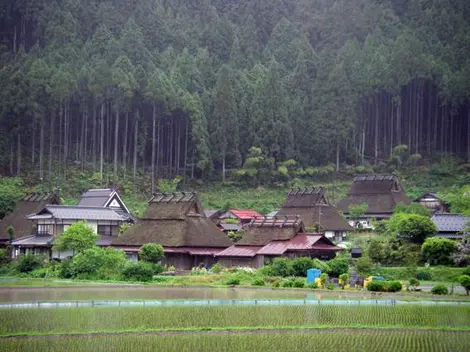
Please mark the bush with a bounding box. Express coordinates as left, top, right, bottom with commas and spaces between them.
458, 275, 470, 295
416, 271, 433, 281
17, 254, 44, 273
421, 237, 457, 266
291, 257, 314, 277
269, 258, 293, 277
367, 281, 386, 292
328, 257, 348, 277
122, 262, 154, 282
307, 282, 318, 289
281, 279, 293, 288
211, 263, 223, 274
58, 258, 74, 279
225, 277, 240, 285
292, 279, 305, 288
271, 280, 281, 288
0, 248, 9, 264
339, 273, 349, 289
138, 243, 164, 263
431, 284, 449, 295
463, 267, 470, 276
408, 278, 420, 291
251, 278, 265, 286
312, 258, 331, 273
387, 213, 437, 244
326, 283, 335, 290
386, 281, 403, 292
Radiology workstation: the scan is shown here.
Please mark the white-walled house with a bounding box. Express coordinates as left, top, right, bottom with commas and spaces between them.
11, 189, 132, 259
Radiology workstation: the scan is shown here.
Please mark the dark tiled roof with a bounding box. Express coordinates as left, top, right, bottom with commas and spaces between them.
29, 205, 125, 221
77, 189, 114, 207
432, 213, 470, 233
0, 193, 59, 240
337, 174, 410, 214
237, 217, 304, 246
218, 223, 241, 232
11, 235, 54, 247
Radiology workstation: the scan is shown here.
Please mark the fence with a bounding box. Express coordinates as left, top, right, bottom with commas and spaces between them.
0, 299, 468, 309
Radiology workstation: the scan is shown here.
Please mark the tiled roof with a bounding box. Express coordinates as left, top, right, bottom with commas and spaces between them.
229, 209, 262, 220
11, 235, 54, 246
432, 213, 470, 232
29, 205, 125, 221
218, 223, 241, 232
216, 245, 263, 257
256, 234, 341, 255
77, 189, 114, 207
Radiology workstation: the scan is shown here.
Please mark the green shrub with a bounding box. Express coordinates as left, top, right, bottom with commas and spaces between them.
367, 281, 386, 292
458, 275, 470, 295
251, 278, 265, 286
281, 279, 293, 288
312, 258, 331, 273
328, 257, 349, 277
271, 280, 281, 288
462, 267, 470, 277
292, 279, 305, 288
408, 278, 420, 290
17, 254, 44, 273
211, 263, 223, 274
421, 238, 457, 266
307, 282, 318, 289
291, 257, 314, 277
122, 262, 154, 282
326, 283, 335, 290
270, 258, 293, 277
416, 271, 433, 281
386, 281, 403, 292
138, 243, 164, 263
29, 267, 49, 278
0, 248, 9, 264
58, 258, 74, 279
225, 277, 241, 285
431, 284, 449, 295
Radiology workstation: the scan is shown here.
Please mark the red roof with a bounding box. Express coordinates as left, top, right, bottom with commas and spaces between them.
217, 245, 263, 257
229, 209, 262, 220
257, 234, 340, 255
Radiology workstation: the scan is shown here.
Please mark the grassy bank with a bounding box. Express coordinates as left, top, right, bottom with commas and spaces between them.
374, 267, 467, 282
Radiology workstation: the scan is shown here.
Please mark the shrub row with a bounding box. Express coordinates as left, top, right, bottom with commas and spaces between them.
367, 280, 403, 292
261, 256, 348, 278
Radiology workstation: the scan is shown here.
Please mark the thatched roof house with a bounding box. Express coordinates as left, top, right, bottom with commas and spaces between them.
337, 174, 410, 219
276, 187, 352, 241
0, 192, 59, 246
113, 192, 232, 269
216, 217, 342, 268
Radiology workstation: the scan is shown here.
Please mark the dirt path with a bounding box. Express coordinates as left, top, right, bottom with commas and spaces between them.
3, 327, 469, 341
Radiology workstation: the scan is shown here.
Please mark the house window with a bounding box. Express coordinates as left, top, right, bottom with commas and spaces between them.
37, 224, 53, 235
98, 225, 112, 236
334, 231, 343, 242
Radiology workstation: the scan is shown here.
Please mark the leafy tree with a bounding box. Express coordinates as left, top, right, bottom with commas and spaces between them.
368, 239, 384, 263
0, 178, 23, 219
291, 257, 314, 277
327, 256, 349, 277
157, 176, 182, 193
53, 221, 98, 254
458, 275, 470, 295
421, 238, 457, 266
393, 203, 430, 217
355, 256, 373, 278
349, 202, 369, 219
387, 213, 437, 243
138, 243, 164, 263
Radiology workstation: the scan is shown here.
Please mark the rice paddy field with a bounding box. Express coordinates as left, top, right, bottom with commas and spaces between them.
1, 304, 470, 351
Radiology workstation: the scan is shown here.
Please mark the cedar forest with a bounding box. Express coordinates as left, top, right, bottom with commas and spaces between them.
0, 0, 469, 194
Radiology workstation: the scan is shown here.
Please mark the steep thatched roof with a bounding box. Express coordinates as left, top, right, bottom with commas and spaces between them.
337, 174, 410, 215
237, 217, 305, 246
0, 193, 59, 241
113, 192, 232, 248
277, 187, 352, 231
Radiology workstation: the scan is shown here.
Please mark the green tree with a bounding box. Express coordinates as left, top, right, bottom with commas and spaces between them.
53, 221, 98, 254
388, 213, 437, 243
355, 256, 373, 278
138, 243, 164, 263
421, 237, 457, 266
349, 202, 369, 219
458, 275, 470, 295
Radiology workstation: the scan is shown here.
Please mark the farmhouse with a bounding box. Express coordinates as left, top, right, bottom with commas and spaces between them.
218, 209, 262, 224
414, 193, 449, 213
276, 188, 353, 241
0, 192, 60, 247
337, 174, 410, 227
10, 189, 132, 259
216, 217, 342, 268
113, 192, 233, 269
431, 213, 470, 240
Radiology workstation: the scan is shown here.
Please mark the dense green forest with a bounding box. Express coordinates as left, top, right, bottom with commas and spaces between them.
0, 0, 469, 191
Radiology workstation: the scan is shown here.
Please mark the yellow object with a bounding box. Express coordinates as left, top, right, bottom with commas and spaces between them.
363, 276, 373, 288
314, 278, 321, 286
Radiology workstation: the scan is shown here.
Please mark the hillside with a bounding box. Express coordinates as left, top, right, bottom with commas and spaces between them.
0, 0, 469, 191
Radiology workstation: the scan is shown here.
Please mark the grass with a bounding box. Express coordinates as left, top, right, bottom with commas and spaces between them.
2, 330, 470, 351
1, 305, 469, 336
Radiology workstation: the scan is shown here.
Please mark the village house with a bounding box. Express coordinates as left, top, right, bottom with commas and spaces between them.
431, 213, 470, 240
216, 217, 342, 268
276, 188, 353, 242
218, 209, 262, 224
0, 192, 60, 247
414, 193, 449, 213
337, 174, 410, 228
113, 192, 233, 269
10, 189, 132, 259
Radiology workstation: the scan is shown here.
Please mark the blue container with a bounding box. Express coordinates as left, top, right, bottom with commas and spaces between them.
307, 268, 321, 284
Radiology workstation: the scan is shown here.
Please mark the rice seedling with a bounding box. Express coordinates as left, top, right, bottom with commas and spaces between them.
1, 305, 469, 336
3, 330, 470, 352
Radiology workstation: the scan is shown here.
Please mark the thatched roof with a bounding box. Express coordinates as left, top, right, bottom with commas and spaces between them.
113, 192, 232, 248
337, 174, 410, 215
237, 217, 305, 246
277, 187, 352, 231
0, 193, 59, 240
